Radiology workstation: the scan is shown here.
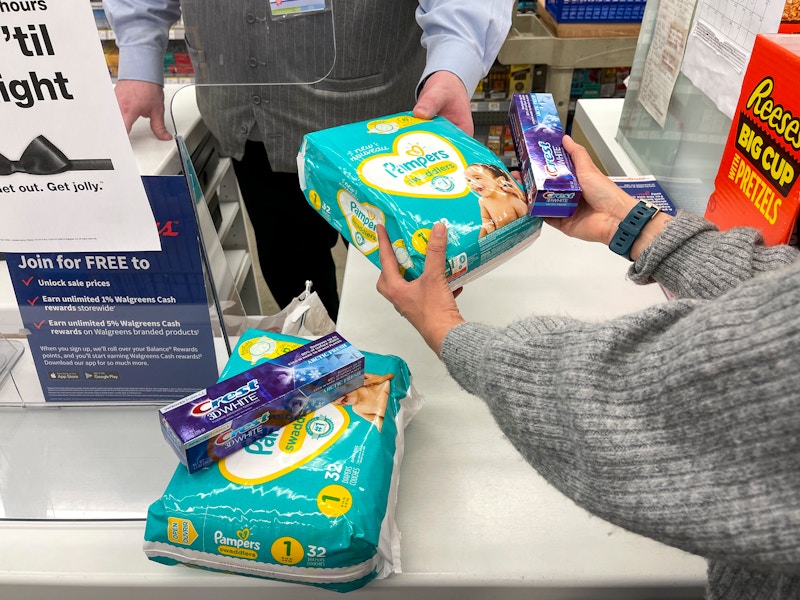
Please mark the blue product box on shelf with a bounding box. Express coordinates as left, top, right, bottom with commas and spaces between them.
610, 176, 678, 216
159, 332, 365, 473
508, 93, 582, 217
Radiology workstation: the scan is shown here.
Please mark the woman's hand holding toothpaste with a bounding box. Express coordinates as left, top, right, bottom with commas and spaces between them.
547, 136, 672, 261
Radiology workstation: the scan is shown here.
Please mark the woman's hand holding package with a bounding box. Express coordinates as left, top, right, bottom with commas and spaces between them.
375, 135, 678, 359
376, 223, 465, 357
550, 136, 672, 260
545, 135, 639, 245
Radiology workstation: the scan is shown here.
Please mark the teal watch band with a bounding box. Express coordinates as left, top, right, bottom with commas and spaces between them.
608, 200, 660, 260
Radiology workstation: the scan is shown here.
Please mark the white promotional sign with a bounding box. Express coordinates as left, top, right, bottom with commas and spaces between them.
0, 0, 161, 252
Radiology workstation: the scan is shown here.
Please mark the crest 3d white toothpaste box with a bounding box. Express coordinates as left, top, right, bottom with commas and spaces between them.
159, 332, 365, 473
508, 93, 582, 217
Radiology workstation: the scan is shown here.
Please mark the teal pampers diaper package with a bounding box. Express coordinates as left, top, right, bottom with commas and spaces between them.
297, 112, 544, 287
143, 330, 421, 592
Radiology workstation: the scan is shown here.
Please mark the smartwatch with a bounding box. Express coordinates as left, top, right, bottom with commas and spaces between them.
608, 200, 660, 260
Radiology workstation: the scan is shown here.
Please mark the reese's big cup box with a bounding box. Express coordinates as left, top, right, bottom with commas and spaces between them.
159, 332, 365, 473
779, 0, 800, 33
705, 34, 800, 246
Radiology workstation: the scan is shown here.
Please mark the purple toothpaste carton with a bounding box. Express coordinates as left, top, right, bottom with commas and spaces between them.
508, 93, 582, 217
159, 332, 365, 473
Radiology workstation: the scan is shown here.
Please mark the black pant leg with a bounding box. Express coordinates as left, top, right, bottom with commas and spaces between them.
232, 140, 341, 321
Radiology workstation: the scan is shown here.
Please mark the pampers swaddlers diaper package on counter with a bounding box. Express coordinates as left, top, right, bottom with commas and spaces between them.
144, 330, 421, 592
297, 112, 543, 288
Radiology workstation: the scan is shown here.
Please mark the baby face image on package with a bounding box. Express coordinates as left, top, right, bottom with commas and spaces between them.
464, 163, 530, 238
297, 112, 543, 288
333, 372, 394, 431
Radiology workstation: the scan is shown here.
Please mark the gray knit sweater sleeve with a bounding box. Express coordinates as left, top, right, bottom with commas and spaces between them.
628, 211, 798, 298
440, 212, 800, 595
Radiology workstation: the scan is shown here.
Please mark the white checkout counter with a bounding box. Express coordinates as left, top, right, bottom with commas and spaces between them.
0, 97, 707, 598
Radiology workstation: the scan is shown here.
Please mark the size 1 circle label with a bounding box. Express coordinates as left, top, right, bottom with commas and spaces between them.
270, 536, 304, 564
317, 484, 352, 518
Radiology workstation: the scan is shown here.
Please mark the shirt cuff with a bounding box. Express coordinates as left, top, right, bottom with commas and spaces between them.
116, 45, 166, 86
417, 36, 486, 100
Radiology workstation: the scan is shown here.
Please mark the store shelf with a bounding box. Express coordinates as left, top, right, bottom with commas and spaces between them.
470, 100, 511, 113
217, 201, 240, 243
195, 156, 260, 314
500, 13, 638, 68
497, 12, 637, 123
97, 26, 185, 41
223, 249, 252, 290
95, 0, 192, 81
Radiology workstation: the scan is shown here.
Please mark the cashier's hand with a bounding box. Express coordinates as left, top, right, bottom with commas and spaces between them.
414, 71, 474, 137
114, 80, 173, 141
376, 223, 466, 358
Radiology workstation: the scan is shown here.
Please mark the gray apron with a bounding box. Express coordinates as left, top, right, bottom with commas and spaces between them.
181, 0, 426, 171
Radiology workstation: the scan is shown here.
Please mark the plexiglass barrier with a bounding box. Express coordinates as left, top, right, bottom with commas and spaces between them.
615, 0, 732, 216
0, 0, 337, 519
166, 0, 337, 158
0, 334, 24, 404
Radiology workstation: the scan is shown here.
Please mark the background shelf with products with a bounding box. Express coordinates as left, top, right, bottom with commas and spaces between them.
93, 1, 193, 83
471, 0, 640, 163
470, 63, 546, 166
497, 10, 638, 124
470, 60, 633, 164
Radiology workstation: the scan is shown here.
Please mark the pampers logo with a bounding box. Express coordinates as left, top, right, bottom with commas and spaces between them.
337, 190, 385, 255
214, 528, 261, 560
191, 380, 260, 420
381, 143, 452, 183
220, 404, 350, 486
358, 131, 469, 199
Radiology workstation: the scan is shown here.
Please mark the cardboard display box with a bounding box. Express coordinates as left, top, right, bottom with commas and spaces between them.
705, 34, 800, 246
536, 0, 641, 38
